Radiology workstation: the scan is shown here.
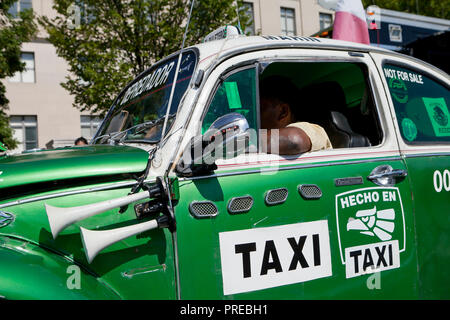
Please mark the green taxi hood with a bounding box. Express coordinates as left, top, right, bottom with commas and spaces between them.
0, 145, 149, 190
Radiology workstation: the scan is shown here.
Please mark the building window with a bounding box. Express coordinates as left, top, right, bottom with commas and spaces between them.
280, 7, 296, 36
10, 115, 38, 153
8, 0, 33, 18
81, 115, 101, 140
243, 2, 255, 35
8, 52, 35, 83
73, 0, 95, 24
388, 24, 403, 43
319, 13, 333, 30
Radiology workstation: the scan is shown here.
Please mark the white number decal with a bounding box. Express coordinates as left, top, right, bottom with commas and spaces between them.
433, 169, 450, 192
444, 170, 450, 192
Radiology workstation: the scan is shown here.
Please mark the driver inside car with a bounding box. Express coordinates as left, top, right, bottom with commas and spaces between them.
259, 75, 333, 155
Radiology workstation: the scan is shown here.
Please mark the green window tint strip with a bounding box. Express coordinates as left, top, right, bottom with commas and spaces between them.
383, 64, 450, 144
224, 82, 243, 109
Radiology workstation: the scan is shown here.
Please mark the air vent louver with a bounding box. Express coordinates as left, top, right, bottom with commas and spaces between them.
189, 201, 218, 218
265, 188, 288, 206
298, 184, 322, 199
228, 196, 254, 214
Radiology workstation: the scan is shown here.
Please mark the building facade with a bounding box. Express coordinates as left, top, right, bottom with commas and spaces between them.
243, 0, 334, 37
3, 0, 334, 153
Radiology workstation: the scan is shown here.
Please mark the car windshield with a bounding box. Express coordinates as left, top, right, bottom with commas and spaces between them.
93, 50, 197, 144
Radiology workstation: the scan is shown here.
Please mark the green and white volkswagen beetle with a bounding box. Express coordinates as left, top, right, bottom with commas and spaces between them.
0, 28, 449, 299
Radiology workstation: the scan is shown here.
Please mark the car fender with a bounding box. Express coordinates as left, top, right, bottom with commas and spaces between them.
0, 235, 120, 300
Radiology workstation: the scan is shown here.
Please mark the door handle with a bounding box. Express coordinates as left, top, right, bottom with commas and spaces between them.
368, 165, 407, 186
368, 169, 408, 180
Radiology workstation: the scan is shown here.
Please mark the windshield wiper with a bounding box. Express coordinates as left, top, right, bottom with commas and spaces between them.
108, 121, 157, 145
94, 114, 176, 145
118, 114, 177, 143
92, 130, 125, 145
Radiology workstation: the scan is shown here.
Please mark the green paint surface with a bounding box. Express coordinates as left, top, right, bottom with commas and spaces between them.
176, 157, 419, 299
0, 181, 176, 300
0, 145, 148, 189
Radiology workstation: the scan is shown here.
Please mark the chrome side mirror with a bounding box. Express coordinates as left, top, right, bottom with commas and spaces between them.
176, 113, 250, 177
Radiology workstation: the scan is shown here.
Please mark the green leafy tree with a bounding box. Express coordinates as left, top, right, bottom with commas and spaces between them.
0, 0, 37, 149
39, 0, 250, 115
362, 0, 449, 20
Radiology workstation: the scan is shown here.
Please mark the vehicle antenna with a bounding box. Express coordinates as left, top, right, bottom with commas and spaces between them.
159, 0, 195, 145
235, 0, 241, 31
158, 3, 195, 300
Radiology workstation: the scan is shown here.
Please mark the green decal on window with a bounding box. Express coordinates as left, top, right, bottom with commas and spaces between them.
224, 82, 242, 109
388, 77, 408, 104
423, 97, 450, 137
401, 118, 417, 142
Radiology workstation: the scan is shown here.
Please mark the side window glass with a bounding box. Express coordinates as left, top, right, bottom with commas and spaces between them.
383, 64, 450, 144
259, 61, 382, 151
202, 67, 258, 138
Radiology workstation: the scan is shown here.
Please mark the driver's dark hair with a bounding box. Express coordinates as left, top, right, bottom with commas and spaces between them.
74, 137, 88, 145
260, 75, 299, 120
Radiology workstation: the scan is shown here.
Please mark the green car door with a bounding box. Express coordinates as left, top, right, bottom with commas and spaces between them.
373, 53, 450, 299
174, 49, 419, 299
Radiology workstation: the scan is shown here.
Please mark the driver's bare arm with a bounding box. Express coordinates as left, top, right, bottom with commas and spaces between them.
261, 127, 312, 155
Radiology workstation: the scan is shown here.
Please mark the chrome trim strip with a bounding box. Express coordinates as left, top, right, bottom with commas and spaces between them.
172, 231, 181, 300
0, 211, 14, 228
179, 156, 403, 181
0, 179, 156, 209
334, 176, 364, 187
403, 152, 450, 158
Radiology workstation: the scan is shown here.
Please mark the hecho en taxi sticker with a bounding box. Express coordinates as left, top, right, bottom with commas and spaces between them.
219, 220, 332, 295
335, 187, 406, 278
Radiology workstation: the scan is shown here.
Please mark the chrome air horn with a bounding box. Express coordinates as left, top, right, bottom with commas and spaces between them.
45, 181, 163, 239
80, 214, 170, 264
79, 177, 175, 263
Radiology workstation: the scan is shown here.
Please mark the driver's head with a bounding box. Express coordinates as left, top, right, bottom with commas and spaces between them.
260, 75, 298, 129
75, 137, 88, 146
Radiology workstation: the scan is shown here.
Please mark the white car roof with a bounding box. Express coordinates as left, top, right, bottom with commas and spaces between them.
190, 35, 389, 66
186, 34, 447, 77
